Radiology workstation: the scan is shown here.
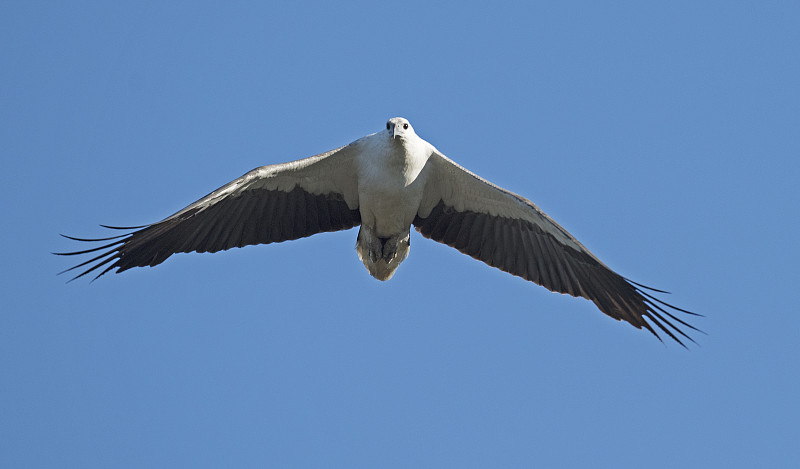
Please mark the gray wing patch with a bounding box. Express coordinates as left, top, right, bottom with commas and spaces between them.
57, 186, 360, 280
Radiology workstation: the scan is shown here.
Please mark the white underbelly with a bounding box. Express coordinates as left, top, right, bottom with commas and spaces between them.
358, 183, 423, 236
355, 138, 430, 236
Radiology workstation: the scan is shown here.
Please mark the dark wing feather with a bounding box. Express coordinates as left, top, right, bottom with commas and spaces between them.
415, 151, 701, 346
56, 143, 362, 280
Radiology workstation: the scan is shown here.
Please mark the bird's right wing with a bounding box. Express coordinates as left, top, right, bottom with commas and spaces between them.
56, 141, 363, 280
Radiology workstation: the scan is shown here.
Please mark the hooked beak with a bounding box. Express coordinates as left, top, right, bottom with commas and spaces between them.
392, 125, 402, 139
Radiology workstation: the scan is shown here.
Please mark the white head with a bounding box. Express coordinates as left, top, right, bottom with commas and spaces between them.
385, 117, 415, 140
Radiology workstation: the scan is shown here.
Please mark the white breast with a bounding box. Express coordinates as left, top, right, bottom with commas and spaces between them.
355, 134, 432, 236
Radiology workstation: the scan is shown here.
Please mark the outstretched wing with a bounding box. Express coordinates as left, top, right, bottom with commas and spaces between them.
56, 142, 363, 280
414, 151, 701, 345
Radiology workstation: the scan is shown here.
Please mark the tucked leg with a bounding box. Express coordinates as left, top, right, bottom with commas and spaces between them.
356, 226, 412, 281
382, 232, 409, 262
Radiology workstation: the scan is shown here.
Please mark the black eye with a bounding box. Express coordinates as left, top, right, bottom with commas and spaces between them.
403, 123, 408, 129
386, 122, 391, 130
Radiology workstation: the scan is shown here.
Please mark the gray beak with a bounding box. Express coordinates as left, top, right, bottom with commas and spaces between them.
392, 125, 402, 139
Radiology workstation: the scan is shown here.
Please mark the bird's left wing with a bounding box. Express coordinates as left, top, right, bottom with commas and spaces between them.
414, 150, 700, 345
56, 142, 362, 280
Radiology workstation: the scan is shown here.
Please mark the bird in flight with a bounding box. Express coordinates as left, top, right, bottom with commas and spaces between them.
57, 117, 700, 345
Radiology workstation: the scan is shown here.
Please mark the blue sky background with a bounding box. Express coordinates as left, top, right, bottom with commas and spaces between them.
2, 1, 799, 467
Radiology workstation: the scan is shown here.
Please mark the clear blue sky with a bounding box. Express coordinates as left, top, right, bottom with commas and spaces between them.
2, 1, 798, 467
